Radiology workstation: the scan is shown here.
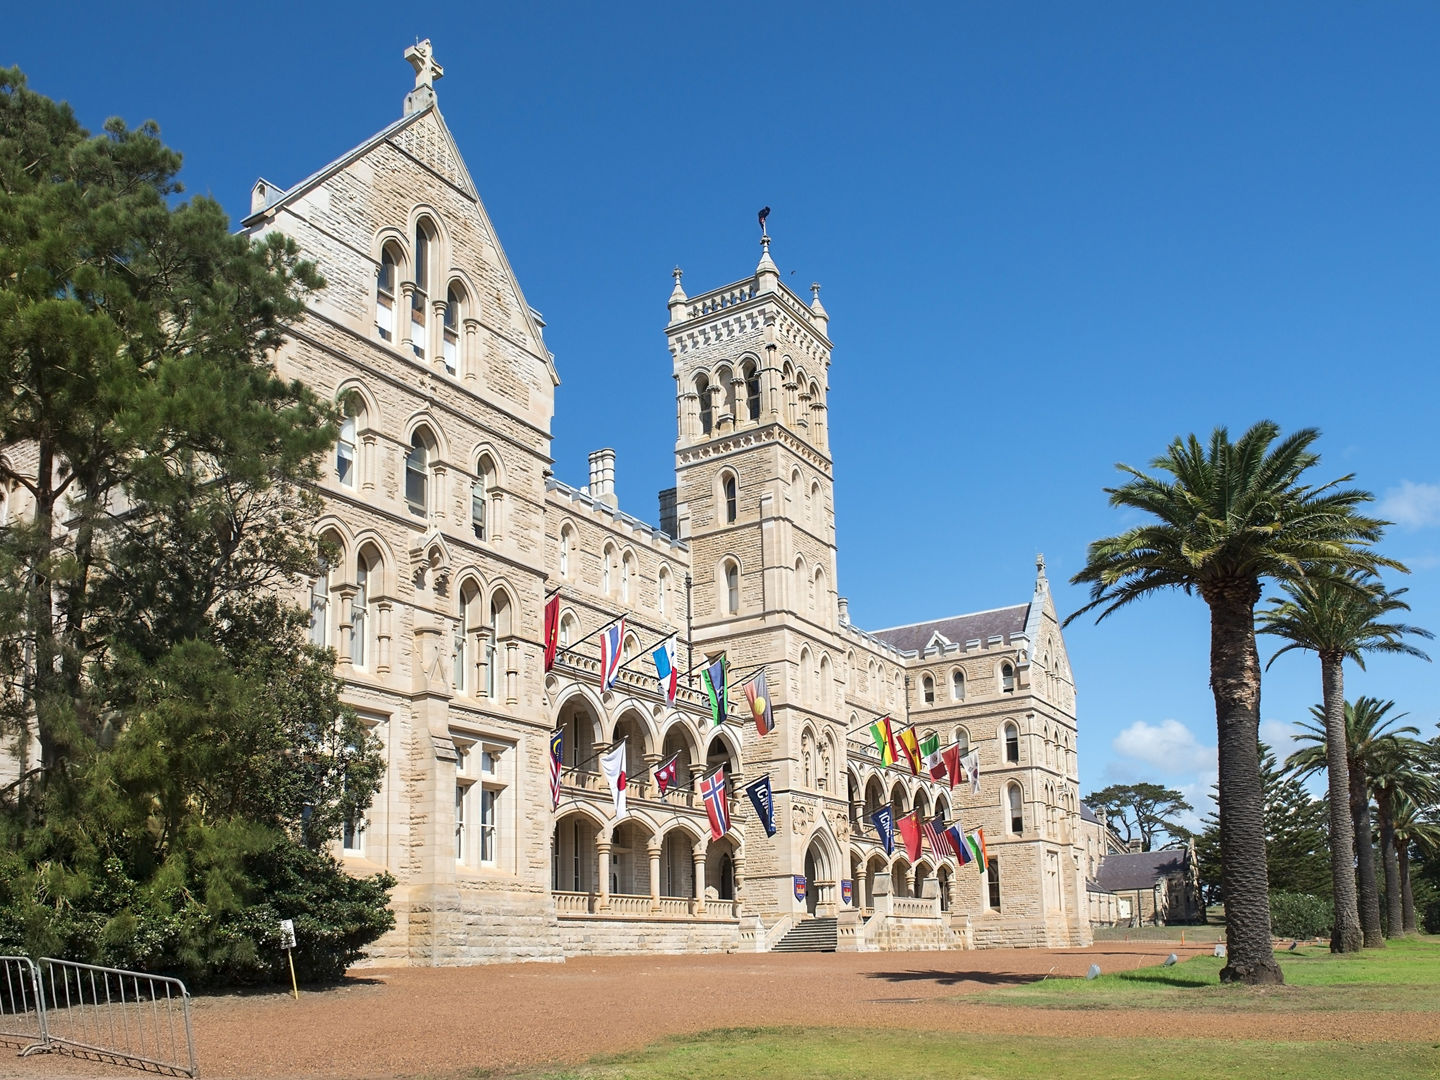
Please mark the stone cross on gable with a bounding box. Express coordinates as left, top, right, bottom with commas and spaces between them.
405, 39, 444, 90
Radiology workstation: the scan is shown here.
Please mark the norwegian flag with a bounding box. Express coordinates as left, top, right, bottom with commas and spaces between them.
653, 753, 681, 796
599, 618, 624, 691
548, 728, 564, 809
923, 813, 947, 856
701, 767, 729, 840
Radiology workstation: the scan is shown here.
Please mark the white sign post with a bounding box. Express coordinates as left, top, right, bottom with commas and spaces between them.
279, 918, 298, 999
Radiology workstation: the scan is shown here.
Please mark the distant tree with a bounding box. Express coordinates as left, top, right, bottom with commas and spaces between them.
1084, 782, 1193, 851
1259, 570, 1431, 952
1366, 732, 1435, 937
1069, 421, 1396, 985
1392, 792, 1440, 934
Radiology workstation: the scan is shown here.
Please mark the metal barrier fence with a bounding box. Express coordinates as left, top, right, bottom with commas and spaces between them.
0, 956, 47, 1050
9, 957, 198, 1077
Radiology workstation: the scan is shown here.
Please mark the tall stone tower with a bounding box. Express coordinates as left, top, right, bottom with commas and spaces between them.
665, 231, 851, 922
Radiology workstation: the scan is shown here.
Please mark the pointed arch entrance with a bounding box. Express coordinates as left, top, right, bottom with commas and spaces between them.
801, 829, 840, 917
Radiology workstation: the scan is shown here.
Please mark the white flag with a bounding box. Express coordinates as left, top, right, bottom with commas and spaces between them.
599, 741, 628, 819
963, 749, 981, 795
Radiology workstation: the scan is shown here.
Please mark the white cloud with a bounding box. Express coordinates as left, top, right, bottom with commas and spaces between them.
1111, 718, 1214, 774
1378, 480, 1440, 530
1259, 717, 1303, 757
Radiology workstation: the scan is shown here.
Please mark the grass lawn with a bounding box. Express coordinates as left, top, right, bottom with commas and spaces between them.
484, 938, 1440, 1080
484, 1027, 1438, 1080
978, 934, 1440, 1012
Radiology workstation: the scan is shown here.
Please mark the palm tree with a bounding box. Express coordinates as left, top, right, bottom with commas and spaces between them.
1391, 792, 1440, 934
1367, 734, 1435, 936
1257, 573, 1430, 952
1069, 421, 1394, 985
1289, 697, 1416, 946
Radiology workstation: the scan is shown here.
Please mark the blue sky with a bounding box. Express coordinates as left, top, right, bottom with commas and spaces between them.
9, 3, 1440, 826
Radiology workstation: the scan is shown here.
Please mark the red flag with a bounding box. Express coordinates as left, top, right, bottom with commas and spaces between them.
897, 811, 922, 863
653, 754, 680, 796
543, 594, 560, 671
941, 744, 962, 790
897, 726, 922, 775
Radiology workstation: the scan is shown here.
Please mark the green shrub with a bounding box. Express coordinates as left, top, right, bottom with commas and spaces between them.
1269, 891, 1332, 939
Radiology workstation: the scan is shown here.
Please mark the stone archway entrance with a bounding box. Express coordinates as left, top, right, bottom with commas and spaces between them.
801, 832, 838, 917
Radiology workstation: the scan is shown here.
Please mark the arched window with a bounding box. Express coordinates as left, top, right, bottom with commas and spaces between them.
352, 548, 377, 669
1007, 783, 1024, 834
722, 473, 737, 524
622, 632, 639, 660
406, 430, 433, 516
818, 654, 833, 711
601, 545, 615, 596
1004, 721, 1020, 764
809, 481, 821, 526
802, 729, 816, 789
558, 611, 576, 648
375, 244, 399, 341
1000, 662, 1015, 693
621, 551, 635, 604
742, 359, 761, 420
456, 582, 481, 694
987, 858, 1002, 910
309, 556, 332, 647
953, 727, 970, 757
723, 559, 740, 615
951, 669, 965, 701
336, 396, 359, 488
486, 591, 512, 699
411, 220, 434, 359
657, 565, 670, 618
443, 284, 462, 375
472, 456, 496, 541
813, 566, 826, 616
559, 525, 575, 579
921, 674, 934, 705
695, 373, 713, 435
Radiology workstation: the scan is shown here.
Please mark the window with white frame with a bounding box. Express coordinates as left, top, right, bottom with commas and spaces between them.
473, 454, 497, 542
456, 739, 504, 868
309, 557, 332, 648
722, 473, 737, 523
443, 284, 462, 375
405, 430, 433, 516
351, 550, 376, 669
951, 669, 965, 701
921, 674, 934, 704
1004, 721, 1020, 764
987, 857, 1002, 910
1007, 782, 1024, 834
1000, 662, 1015, 693
723, 560, 740, 615
375, 244, 399, 342
657, 566, 670, 617
336, 397, 359, 487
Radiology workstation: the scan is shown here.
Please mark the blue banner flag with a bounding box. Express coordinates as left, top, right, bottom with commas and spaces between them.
745, 775, 777, 837
872, 805, 895, 855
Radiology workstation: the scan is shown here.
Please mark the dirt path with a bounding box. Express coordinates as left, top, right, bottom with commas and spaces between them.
12, 943, 1438, 1079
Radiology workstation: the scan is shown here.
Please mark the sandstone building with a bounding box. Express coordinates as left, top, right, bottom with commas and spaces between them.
237, 44, 1091, 962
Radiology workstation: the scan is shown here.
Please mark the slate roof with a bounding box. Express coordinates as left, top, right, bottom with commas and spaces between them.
1095, 850, 1190, 893
869, 604, 1030, 654
1080, 802, 1099, 824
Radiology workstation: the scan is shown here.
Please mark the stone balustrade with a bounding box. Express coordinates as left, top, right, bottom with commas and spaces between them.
688, 283, 758, 318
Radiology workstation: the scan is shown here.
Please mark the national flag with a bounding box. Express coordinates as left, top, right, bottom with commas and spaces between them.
599, 618, 624, 691
967, 828, 989, 872
743, 669, 773, 736
963, 749, 981, 795
599, 740, 628, 819
543, 593, 560, 671
923, 813, 947, 855
653, 753, 680, 796
941, 744, 962, 790
897, 726, 922, 775
653, 634, 679, 704
701, 655, 728, 727
548, 728, 564, 809
702, 768, 729, 839
946, 824, 971, 865
869, 716, 898, 767
921, 732, 946, 781
745, 775, 776, 837
897, 811, 922, 863
871, 806, 895, 854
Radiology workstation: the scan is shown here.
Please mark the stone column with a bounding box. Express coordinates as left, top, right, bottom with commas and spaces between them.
430, 299, 449, 372
643, 754, 661, 801
430, 464, 448, 525
692, 845, 707, 914
399, 282, 418, 353
648, 845, 662, 912
333, 584, 357, 666
376, 600, 393, 675
733, 853, 746, 916
462, 317, 481, 383
360, 433, 378, 491
596, 838, 612, 911
504, 639, 519, 703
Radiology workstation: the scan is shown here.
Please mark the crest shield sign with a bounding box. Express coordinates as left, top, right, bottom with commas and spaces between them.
793, 875, 807, 903
841, 879, 853, 905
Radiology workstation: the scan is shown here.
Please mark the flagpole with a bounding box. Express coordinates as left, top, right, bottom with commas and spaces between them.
616, 630, 676, 675
566, 612, 624, 652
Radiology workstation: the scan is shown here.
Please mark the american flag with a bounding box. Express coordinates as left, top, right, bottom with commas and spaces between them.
701, 767, 729, 840
922, 813, 947, 855
548, 728, 564, 808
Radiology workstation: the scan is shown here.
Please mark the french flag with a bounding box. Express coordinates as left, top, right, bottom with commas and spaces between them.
600, 618, 624, 691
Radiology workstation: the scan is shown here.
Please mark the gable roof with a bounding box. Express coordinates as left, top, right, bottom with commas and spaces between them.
869, 604, 1030, 654
1094, 849, 1190, 893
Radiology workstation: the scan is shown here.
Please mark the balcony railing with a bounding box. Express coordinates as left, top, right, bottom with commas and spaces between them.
552, 892, 739, 920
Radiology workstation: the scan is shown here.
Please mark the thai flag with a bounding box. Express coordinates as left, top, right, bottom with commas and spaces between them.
702, 767, 729, 840
653, 634, 678, 704
548, 728, 564, 809
600, 618, 624, 691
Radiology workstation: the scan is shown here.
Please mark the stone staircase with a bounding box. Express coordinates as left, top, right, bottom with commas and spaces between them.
771, 916, 837, 953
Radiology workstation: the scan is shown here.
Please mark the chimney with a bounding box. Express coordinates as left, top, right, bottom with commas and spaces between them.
1127, 838, 1144, 853
587, 449, 617, 508
837, 597, 850, 626
658, 487, 678, 538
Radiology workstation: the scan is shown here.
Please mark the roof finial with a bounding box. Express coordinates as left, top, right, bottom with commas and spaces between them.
667, 265, 688, 323
403, 39, 443, 115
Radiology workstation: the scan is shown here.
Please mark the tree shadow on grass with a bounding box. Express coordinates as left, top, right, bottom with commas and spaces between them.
865, 969, 1040, 987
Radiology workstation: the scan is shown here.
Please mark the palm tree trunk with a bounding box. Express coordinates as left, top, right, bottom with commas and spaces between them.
1318, 654, 1363, 953
1206, 583, 1284, 985
1376, 792, 1401, 938
1398, 839, 1416, 934
1349, 761, 1384, 948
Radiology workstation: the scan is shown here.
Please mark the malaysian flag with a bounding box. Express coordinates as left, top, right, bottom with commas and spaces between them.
701, 767, 729, 840
548, 728, 564, 808
599, 618, 624, 691
923, 813, 947, 855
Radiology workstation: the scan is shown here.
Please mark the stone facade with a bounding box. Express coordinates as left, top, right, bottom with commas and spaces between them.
5, 44, 1097, 963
